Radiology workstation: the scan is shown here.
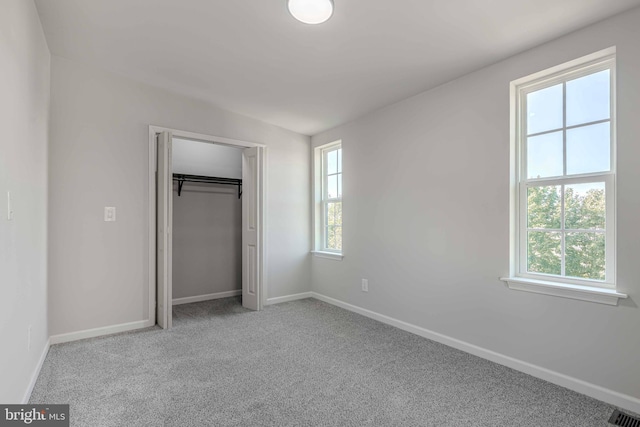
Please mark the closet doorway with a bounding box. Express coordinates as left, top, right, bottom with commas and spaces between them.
149, 127, 266, 329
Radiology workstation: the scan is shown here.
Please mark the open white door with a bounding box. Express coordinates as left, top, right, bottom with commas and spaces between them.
156, 131, 173, 328
242, 146, 262, 311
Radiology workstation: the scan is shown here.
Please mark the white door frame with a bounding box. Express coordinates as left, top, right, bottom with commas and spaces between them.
148, 125, 268, 326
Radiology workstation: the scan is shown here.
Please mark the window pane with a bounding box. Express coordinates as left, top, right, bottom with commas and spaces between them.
527, 131, 563, 179
527, 84, 563, 135
566, 70, 610, 127
565, 183, 605, 230
326, 226, 342, 250
327, 174, 338, 198
327, 202, 341, 226
528, 231, 561, 275
337, 148, 342, 173
326, 225, 335, 249
566, 122, 610, 175
324, 202, 333, 226
527, 186, 561, 229
565, 232, 605, 281
337, 173, 342, 198
327, 150, 338, 174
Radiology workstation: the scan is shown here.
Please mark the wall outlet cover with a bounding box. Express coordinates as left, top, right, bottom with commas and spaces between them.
7, 191, 14, 221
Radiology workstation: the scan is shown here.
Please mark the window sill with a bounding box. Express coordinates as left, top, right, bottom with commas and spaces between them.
500, 277, 627, 306
311, 251, 344, 261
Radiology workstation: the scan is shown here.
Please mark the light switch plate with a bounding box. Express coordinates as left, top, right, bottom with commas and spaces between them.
104, 207, 116, 222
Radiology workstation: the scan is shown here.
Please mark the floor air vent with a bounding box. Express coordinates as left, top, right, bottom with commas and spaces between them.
609, 410, 640, 427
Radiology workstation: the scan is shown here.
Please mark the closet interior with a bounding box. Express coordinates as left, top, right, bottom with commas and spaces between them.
171, 138, 244, 315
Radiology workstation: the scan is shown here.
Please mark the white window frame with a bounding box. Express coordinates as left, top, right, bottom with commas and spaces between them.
312, 140, 343, 260
502, 47, 627, 305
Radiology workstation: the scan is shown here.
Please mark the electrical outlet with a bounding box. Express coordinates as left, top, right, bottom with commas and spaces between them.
7, 191, 13, 221
361, 279, 369, 292
28, 326, 31, 352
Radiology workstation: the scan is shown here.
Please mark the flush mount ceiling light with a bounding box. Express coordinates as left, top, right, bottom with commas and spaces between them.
288, 0, 334, 25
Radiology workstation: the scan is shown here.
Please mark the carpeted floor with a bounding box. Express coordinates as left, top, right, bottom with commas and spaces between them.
30, 297, 618, 426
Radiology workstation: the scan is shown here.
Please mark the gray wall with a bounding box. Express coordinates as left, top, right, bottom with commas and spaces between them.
172, 138, 243, 179
171, 139, 243, 300
311, 9, 640, 403
0, 0, 50, 403
48, 55, 311, 336
172, 182, 241, 299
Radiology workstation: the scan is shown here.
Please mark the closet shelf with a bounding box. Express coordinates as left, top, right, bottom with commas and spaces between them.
173, 174, 242, 199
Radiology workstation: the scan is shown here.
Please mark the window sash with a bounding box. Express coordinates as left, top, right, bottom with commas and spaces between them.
515, 57, 615, 289
518, 175, 614, 287
321, 146, 342, 253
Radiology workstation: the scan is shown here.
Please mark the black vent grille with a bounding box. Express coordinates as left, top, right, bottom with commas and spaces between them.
609, 410, 640, 427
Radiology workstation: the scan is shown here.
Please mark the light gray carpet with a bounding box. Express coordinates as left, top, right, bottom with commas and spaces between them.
30, 297, 618, 426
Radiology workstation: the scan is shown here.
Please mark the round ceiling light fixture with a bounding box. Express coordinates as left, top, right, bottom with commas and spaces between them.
288, 0, 334, 25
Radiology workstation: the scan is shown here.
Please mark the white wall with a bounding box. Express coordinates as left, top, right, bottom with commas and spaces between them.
48, 56, 310, 336
0, 0, 50, 403
172, 182, 241, 299
311, 8, 640, 408
172, 138, 243, 179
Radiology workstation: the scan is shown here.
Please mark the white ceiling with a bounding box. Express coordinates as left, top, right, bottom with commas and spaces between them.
35, 0, 640, 136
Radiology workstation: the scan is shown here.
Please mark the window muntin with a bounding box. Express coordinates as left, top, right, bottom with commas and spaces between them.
517, 57, 615, 288
321, 144, 342, 252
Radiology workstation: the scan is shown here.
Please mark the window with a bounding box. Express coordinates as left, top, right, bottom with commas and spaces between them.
503, 48, 626, 305
313, 141, 343, 258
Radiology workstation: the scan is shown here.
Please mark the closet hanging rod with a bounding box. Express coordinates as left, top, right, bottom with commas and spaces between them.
173, 174, 242, 199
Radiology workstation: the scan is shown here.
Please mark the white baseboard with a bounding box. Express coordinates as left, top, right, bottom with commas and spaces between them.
22, 339, 50, 404
310, 292, 640, 415
173, 290, 241, 306
266, 292, 313, 306
49, 319, 154, 345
